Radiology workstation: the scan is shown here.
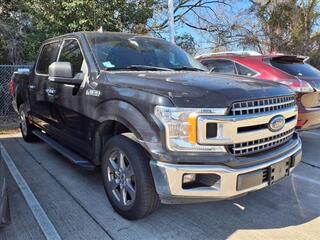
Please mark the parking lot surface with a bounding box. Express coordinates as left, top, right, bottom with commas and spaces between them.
0, 130, 319, 240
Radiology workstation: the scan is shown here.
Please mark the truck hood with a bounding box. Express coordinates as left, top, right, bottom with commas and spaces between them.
104, 71, 294, 108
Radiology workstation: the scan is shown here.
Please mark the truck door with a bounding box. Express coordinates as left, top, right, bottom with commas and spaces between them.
46, 38, 92, 158
29, 41, 60, 130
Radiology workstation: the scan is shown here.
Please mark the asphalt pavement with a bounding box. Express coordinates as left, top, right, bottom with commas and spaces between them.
0, 130, 319, 240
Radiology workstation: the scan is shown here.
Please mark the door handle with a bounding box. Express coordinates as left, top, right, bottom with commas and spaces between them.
28, 85, 36, 90
45, 88, 56, 96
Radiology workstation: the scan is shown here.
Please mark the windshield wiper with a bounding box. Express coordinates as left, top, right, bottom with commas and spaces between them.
172, 66, 206, 71
109, 65, 173, 71
127, 65, 173, 71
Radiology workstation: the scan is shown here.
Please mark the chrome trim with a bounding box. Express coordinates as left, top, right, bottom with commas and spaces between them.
232, 100, 295, 112
305, 107, 320, 111
229, 129, 294, 156
197, 106, 298, 145
231, 96, 296, 116
150, 137, 301, 200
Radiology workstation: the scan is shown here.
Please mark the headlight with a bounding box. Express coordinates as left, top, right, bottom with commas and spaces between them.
154, 106, 227, 152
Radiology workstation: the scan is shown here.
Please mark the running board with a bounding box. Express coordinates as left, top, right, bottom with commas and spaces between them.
32, 130, 96, 170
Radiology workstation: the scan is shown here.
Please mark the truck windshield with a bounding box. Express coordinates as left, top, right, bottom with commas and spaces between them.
87, 33, 207, 71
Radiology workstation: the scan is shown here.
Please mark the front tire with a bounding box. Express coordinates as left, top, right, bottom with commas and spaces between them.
19, 104, 37, 142
101, 135, 160, 220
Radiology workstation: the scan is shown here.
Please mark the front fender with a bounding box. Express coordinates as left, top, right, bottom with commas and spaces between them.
92, 100, 166, 165
94, 100, 160, 143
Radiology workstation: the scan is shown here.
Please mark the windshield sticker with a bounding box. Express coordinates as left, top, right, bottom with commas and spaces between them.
102, 61, 115, 68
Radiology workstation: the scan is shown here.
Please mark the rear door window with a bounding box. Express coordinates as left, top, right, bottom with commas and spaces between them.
270, 58, 320, 77
201, 59, 236, 74
36, 42, 59, 74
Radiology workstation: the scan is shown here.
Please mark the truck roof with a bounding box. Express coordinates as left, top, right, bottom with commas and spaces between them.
43, 31, 155, 43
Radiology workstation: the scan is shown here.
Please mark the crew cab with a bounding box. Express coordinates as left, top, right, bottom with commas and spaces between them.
10, 32, 302, 220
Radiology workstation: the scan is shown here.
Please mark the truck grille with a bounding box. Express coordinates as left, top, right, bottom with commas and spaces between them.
231, 96, 295, 116
228, 129, 295, 156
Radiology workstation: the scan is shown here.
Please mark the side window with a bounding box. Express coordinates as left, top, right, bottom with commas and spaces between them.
36, 42, 59, 74
58, 39, 85, 76
201, 59, 217, 71
202, 59, 236, 74
235, 63, 257, 77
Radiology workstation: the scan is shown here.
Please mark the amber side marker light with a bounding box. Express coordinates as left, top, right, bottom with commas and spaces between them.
188, 114, 197, 144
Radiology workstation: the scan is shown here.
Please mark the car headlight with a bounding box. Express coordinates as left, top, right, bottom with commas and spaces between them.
154, 106, 227, 152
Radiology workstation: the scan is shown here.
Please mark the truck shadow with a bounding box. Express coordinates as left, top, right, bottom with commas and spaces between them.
1, 135, 319, 240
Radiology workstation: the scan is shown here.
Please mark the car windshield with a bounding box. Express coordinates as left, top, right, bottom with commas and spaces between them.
270, 58, 320, 78
87, 33, 207, 71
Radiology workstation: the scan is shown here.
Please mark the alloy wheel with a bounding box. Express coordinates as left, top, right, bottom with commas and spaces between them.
106, 149, 136, 207
20, 110, 28, 136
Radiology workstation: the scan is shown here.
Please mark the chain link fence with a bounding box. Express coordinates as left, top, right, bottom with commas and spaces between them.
0, 65, 32, 129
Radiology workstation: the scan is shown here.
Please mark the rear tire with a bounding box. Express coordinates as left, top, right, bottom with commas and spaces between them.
19, 104, 37, 142
101, 135, 160, 220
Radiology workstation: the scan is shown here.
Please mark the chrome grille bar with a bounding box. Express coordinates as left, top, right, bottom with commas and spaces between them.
231, 96, 296, 116
228, 129, 295, 156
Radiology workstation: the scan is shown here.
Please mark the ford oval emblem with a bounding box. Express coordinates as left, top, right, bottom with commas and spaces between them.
268, 115, 285, 132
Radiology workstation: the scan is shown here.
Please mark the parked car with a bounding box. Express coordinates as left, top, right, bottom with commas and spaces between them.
0, 155, 10, 227
196, 51, 320, 130
11, 32, 302, 220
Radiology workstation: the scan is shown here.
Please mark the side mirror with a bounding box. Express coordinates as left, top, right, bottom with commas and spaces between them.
48, 62, 83, 85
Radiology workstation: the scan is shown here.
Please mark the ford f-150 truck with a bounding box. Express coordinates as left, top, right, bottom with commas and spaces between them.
10, 32, 302, 220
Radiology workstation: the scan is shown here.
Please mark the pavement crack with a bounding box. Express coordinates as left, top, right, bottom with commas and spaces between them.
301, 161, 320, 169
15, 139, 115, 240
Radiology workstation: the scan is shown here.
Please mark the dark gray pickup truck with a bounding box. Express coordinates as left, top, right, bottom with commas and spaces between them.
11, 32, 302, 219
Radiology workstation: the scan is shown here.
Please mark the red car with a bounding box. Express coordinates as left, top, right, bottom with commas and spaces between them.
196, 52, 320, 130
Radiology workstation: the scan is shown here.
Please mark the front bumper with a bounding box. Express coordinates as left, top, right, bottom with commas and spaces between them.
150, 137, 302, 204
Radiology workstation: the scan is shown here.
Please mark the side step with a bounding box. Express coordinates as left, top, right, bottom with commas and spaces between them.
32, 130, 96, 170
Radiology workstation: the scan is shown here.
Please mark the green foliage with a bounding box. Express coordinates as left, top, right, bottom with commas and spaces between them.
0, 0, 155, 64
252, 0, 320, 67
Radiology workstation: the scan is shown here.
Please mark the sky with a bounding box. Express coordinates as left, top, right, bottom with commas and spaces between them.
162, 1, 253, 55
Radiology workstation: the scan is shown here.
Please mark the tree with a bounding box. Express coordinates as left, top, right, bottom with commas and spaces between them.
248, 0, 320, 61
0, 0, 156, 64
176, 33, 197, 55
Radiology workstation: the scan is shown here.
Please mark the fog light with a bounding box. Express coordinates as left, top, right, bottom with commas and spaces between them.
182, 173, 221, 189
183, 174, 197, 185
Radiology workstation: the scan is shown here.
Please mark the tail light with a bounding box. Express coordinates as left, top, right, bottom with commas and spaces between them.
297, 119, 307, 128
9, 79, 14, 96
279, 79, 314, 93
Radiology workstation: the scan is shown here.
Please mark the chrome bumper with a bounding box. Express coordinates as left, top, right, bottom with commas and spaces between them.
150, 137, 302, 204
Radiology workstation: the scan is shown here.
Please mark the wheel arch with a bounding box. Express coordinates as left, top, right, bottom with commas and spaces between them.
92, 100, 160, 165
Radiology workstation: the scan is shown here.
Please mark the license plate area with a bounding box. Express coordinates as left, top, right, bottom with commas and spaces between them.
269, 158, 291, 185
